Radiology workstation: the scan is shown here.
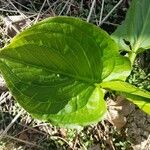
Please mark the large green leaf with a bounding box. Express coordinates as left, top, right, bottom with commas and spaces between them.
112, 0, 150, 53
0, 17, 131, 127
100, 81, 150, 114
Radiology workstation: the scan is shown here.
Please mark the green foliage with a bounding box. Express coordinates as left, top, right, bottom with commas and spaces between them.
100, 81, 150, 114
112, 0, 150, 64
0, 17, 131, 128
112, 0, 150, 51
127, 51, 150, 92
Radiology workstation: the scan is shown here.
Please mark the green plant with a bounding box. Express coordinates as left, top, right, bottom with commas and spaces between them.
112, 0, 150, 65
0, 0, 149, 128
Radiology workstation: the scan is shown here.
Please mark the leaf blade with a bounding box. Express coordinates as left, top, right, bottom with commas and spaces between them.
0, 17, 131, 127
100, 81, 150, 114
112, 0, 150, 53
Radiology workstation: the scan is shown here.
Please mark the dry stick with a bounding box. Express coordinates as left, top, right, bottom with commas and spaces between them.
73, 129, 87, 150
3, 16, 21, 34
11, 0, 33, 12
1, 3, 10, 9
93, 7, 99, 26
7, 0, 31, 28
0, 9, 18, 13
46, 0, 51, 7
0, 106, 6, 129
59, 0, 70, 16
0, 26, 12, 40
66, 0, 73, 15
43, 124, 52, 135
7, 0, 27, 18
0, 92, 9, 103
15, 124, 47, 138
98, 0, 105, 25
17, 127, 46, 137
11, 14, 38, 24
95, 125, 102, 141
42, 0, 60, 16
34, 0, 47, 24
4, 134, 43, 148
0, 0, 9, 8
87, 0, 96, 22
0, 8, 37, 15
109, 138, 116, 150
53, 1, 64, 13
72, 129, 80, 150
29, 0, 38, 12
103, 21, 119, 26
51, 136, 72, 148
99, 0, 124, 26
11, 25, 20, 33
80, 0, 83, 11
0, 109, 23, 141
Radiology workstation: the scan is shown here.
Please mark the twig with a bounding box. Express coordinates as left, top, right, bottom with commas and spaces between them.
93, 6, 99, 26
0, 106, 6, 129
3, 134, 43, 148
0, 0, 9, 10
0, 8, 37, 15
0, 109, 23, 140
87, 0, 96, 22
59, 0, 70, 16
66, 0, 73, 15
73, 129, 86, 149
51, 135, 72, 148
7, 0, 27, 18
95, 125, 102, 140
80, 0, 83, 11
99, 0, 105, 25
99, 0, 123, 26
0, 26, 12, 40
103, 21, 119, 26
11, 14, 37, 24
7, 0, 31, 28
72, 129, 80, 150
15, 124, 47, 137
46, 0, 51, 7
17, 122, 53, 136
11, 0, 33, 12
34, 0, 47, 23
0, 92, 9, 105
29, 0, 38, 12
42, 0, 60, 16
5, 16, 20, 34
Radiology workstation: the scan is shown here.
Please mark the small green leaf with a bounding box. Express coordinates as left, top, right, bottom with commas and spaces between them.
0, 17, 131, 127
100, 81, 150, 114
112, 0, 150, 53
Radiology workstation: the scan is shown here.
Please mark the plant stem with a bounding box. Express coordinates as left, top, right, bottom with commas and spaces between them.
129, 51, 137, 66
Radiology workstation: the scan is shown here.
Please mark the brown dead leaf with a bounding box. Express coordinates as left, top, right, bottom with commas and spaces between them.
106, 96, 135, 129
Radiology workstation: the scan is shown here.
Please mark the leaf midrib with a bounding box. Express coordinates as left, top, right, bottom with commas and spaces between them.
0, 54, 100, 84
